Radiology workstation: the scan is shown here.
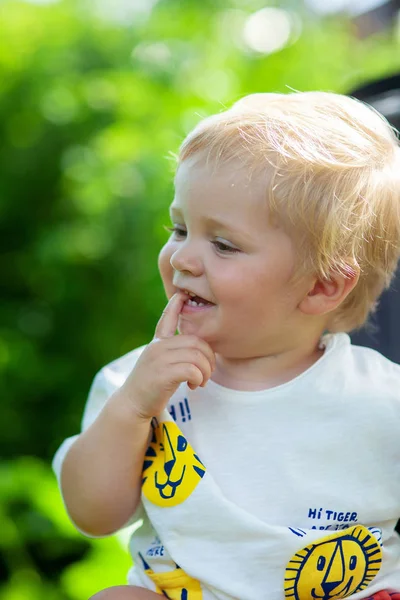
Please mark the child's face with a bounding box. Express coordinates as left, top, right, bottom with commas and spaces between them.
158, 155, 312, 357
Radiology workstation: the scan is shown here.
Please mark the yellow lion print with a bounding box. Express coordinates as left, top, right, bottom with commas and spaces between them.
284, 525, 382, 600
139, 552, 202, 599
142, 420, 206, 507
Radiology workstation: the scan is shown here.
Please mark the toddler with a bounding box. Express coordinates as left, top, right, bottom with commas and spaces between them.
53, 91, 400, 600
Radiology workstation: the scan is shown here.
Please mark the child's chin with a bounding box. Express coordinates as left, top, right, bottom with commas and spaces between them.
178, 323, 218, 349
177, 320, 196, 335
178, 319, 209, 339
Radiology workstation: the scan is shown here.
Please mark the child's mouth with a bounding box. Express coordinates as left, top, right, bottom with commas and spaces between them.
182, 295, 215, 313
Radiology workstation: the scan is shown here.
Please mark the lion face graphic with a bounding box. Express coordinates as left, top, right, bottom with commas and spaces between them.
284, 526, 382, 600
142, 420, 206, 507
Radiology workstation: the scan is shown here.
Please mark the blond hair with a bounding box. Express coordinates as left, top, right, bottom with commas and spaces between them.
178, 91, 400, 333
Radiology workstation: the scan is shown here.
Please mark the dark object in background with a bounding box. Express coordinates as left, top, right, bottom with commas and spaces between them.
348, 74, 400, 364
351, 0, 400, 37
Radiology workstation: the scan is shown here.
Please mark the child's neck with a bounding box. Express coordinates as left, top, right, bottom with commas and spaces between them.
211, 336, 325, 392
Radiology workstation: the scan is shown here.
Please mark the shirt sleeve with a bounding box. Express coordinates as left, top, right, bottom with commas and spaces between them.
52, 345, 147, 537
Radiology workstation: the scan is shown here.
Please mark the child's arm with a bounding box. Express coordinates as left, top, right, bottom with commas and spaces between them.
60, 389, 152, 537
59, 292, 216, 537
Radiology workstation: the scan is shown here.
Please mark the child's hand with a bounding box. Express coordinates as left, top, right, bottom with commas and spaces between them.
119, 292, 216, 420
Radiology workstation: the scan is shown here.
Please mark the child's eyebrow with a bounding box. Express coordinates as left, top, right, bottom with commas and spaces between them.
169, 206, 253, 243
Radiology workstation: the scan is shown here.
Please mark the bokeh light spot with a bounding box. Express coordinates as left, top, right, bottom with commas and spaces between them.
243, 8, 294, 55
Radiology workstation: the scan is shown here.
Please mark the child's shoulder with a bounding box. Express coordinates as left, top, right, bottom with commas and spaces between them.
349, 338, 400, 376
81, 344, 148, 430
98, 344, 148, 386
323, 333, 400, 395
339, 334, 400, 401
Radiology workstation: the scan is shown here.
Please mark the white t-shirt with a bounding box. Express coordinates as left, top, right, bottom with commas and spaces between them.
53, 333, 400, 600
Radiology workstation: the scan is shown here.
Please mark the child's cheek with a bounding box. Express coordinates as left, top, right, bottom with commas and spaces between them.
158, 243, 175, 295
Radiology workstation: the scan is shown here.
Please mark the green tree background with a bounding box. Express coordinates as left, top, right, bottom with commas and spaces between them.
1, 0, 399, 597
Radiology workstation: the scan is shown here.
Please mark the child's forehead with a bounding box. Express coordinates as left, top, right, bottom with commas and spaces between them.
170, 156, 280, 238
174, 154, 270, 197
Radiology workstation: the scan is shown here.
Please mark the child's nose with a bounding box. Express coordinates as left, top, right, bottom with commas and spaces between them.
170, 242, 203, 276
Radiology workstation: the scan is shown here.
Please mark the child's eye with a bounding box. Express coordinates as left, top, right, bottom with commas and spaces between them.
163, 226, 239, 254
212, 241, 240, 254
163, 225, 186, 238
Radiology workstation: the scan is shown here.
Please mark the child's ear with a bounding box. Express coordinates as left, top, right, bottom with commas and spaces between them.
299, 267, 360, 316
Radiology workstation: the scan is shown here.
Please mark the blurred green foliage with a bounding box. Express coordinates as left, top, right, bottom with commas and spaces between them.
1, 0, 400, 597
0, 457, 132, 598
